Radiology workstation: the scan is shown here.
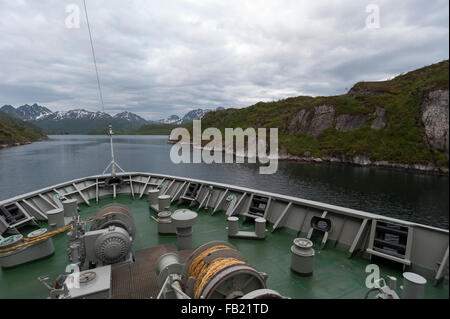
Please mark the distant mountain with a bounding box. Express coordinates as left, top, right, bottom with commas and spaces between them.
113, 111, 148, 125
43, 109, 111, 121
0, 105, 17, 116
0, 105, 151, 134
158, 114, 181, 124
0, 103, 52, 121
158, 107, 225, 124
0, 104, 228, 134
181, 109, 211, 123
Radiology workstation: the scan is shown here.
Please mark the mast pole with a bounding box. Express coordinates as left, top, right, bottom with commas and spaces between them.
108, 124, 116, 177
102, 124, 124, 176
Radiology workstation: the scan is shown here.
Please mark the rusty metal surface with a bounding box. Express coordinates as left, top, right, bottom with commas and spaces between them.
111, 244, 186, 299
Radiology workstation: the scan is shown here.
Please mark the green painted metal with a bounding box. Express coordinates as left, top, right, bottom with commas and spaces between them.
1, 194, 448, 299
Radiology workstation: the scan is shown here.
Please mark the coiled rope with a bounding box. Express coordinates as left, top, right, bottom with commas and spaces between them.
187, 245, 245, 299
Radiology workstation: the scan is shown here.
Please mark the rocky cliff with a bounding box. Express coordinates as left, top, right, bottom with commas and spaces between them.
200, 60, 449, 174
421, 90, 449, 159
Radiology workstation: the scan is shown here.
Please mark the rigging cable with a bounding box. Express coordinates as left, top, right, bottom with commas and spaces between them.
82, 0, 124, 175
82, 0, 105, 113
0, 216, 96, 254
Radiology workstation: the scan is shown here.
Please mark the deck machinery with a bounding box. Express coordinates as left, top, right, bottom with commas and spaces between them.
36, 202, 286, 299
0, 171, 448, 299
27, 199, 433, 300
155, 241, 284, 299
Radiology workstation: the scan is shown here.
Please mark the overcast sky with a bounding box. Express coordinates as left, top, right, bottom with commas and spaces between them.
0, 0, 448, 120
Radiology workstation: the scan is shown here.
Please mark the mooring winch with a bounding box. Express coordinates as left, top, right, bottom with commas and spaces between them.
155, 241, 286, 299
67, 203, 135, 268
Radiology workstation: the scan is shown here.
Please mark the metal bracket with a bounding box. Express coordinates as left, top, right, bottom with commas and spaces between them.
434, 246, 449, 286
272, 202, 292, 232
348, 218, 369, 258
227, 192, 247, 217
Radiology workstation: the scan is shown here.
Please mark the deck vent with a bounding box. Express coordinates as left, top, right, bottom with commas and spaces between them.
310, 217, 332, 233
248, 195, 269, 218
185, 183, 200, 199
373, 222, 408, 258
366, 220, 413, 267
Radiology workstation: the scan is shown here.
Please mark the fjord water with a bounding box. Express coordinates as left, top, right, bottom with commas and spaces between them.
0, 135, 448, 229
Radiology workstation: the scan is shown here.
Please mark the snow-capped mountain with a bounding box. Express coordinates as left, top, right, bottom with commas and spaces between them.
0, 104, 150, 134
158, 115, 181, 124
1, 104, 228, 134
0, 103, 52, 121
114, 111, 149, 125
44, 109, 112, 121
181, 109, 211, 123
158, 107, 224, 124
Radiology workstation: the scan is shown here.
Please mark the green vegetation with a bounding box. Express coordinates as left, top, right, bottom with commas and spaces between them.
200, 60, 449, 167
0, 111, 47, 145
127, 123, 183, 135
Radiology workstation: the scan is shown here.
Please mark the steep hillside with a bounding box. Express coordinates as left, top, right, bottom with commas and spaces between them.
200, 60, 449, 173
0, 111, 47, 147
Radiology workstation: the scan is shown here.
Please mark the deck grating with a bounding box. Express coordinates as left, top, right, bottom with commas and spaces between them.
111, 244, 195, 299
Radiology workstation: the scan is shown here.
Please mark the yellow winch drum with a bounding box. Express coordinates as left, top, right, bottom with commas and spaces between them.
181, 241, 267, 299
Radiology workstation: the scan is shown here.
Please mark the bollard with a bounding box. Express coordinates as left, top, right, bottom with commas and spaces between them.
157, 210, 173, 234
402, 272, 427, 299
62, 199, 78, 218
255, 218, 267, 239
171, 209, 198, 250
148, 189, 160, 208
227, 217, 239, 237
290, 238, 315, 276
47, 209, 65, 230
158, 195, 171, 212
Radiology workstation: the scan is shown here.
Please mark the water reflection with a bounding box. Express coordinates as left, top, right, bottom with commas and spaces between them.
0, 135, 448, 229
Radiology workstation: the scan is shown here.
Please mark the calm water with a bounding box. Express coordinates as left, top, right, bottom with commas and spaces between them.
0, 135, 448, 229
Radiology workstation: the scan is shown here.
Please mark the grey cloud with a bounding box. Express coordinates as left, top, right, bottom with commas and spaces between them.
0, 0, 448, 120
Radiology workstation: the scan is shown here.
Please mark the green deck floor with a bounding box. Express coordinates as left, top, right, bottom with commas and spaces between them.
1, 194, 448, 299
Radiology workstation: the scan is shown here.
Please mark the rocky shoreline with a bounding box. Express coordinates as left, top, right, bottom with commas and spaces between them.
277, 151, 449, 176
169, 140, 449, 176
0, 136, 48, 149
